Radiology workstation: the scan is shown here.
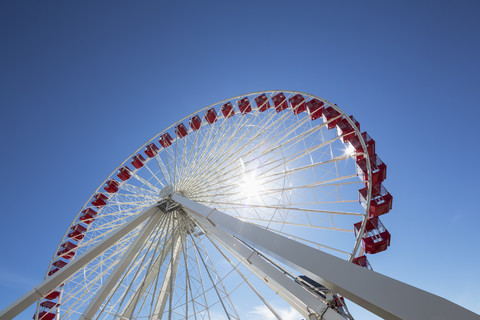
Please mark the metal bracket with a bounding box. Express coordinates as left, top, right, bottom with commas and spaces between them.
157, 199, 181, 213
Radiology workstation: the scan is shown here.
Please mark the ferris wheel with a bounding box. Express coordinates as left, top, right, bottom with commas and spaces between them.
1, 91, 477, 320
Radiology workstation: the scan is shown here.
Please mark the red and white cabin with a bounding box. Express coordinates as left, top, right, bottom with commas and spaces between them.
238, 97, 252, 115
117, 166, 132, 181
159, 133, 173, 148
221, 102, 235, 118
175, 123, 188, 138
68, 224, 88, 241
205, 108, 217, 124
145, 143, 159, 158
272, 92, 288, 112
44, 290, 60, 300
57, 241, 77, 259
306, 98, 325, 120
48, 260, 67, 276
91, 193, 108, 208
104, 179, 120, 193
356, 154, 387, 187
347, 132, 375, 160
322, 106, 341, 129
35, 311, 56, 320
131, 154, 146, 169
354, 217, 391, 254
53, 260, 67, 268
48, 267, 59, 276
255, 94, 270, 112
336, 115, 360, 143
79, 208, 97, 224
34, 301, 60, 320
289, 94, 306, 115
189, 115, 201, 131
359, 184, 393, 217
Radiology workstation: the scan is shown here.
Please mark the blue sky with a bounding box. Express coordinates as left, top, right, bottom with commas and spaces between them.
1, 1, 479, 319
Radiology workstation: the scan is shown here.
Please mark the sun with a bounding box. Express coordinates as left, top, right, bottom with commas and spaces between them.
239, 172, 263, 200
344, 143, 356, 156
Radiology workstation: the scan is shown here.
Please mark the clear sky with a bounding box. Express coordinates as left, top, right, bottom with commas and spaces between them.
1, 1, 479, 319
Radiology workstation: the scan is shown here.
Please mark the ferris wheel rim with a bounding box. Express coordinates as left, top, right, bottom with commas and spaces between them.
38, 90, 378, 320
45, 90, 369, 269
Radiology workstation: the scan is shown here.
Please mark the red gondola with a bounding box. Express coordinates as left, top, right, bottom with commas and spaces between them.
189, 115, 201, 131
48, 258, 68, 276
68, 224, 88, 241
306, 98, 324, 120
117, 166, 132, 181
356, 154, 387, 187
204, 108, 217, 124
255, 94, 270, 112
159, 133, 173, 148
44, 290, 60, 300
272, 92, 288, 112
322, 106, 341, 129
145, 143, 160, 158
354, 217, 391, 254
34, 301, 60, 320
336, 115, 360, 143
359, 184, 393, 217
91, 193, 108, 208
53, 260, 67, 268
40, 301, 59, 309
104, 179, 120, 193
131, 154, 146, 169
57, 241, 77, 259
35, 312, 56, 320
221, 102, 235, 118
289, 94, 306, 115
48, 267, 59, 276
238, 97, 252, 115
79, 208, 97, 224
347, 132, 375, 161
175, 123, 188, 138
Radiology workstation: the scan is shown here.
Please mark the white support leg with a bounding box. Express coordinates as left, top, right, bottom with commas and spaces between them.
0, 205, 162, 320
190, 207, 346, 320
173, 193, 480, 320
81, 211, 164, 320
152, 232, 184, 319
120, 236, 175, 318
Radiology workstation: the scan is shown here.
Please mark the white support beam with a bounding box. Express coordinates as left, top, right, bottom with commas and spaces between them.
81, 211, 164, 320
0, 205, 162, 320
120, 236, 175, 319
152, 234, 184, 319
192, 212, 346, 320
173, 193, 480, 320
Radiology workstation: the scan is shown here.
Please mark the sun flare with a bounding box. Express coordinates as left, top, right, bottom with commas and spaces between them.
239, 172, 263, 199
344, 143, 356, 156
